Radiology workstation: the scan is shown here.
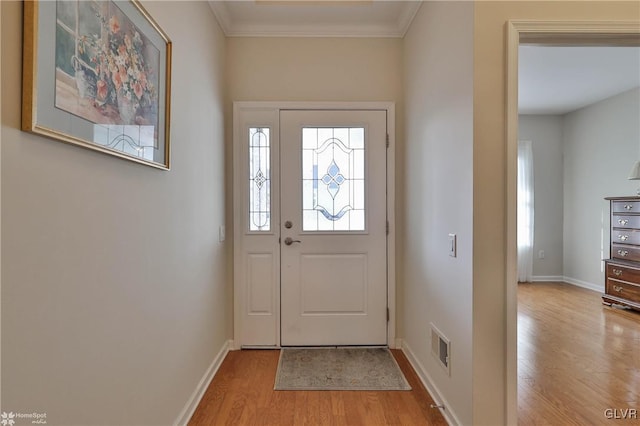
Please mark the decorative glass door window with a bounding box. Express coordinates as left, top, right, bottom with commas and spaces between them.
302, 127, 365, 231
249, 128, 271, 231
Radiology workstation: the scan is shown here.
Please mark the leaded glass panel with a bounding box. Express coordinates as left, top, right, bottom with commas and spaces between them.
302, 127, 365, 231
249, 128, 270, 231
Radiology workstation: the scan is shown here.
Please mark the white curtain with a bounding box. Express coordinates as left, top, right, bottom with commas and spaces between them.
517, 140, 534, 283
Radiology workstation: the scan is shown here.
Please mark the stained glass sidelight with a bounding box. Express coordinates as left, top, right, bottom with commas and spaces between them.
249, 128, 271, 231
302, 127, 365, 231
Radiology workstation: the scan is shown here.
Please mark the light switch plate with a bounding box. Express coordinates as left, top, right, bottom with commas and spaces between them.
448, 233, 457, 257
219, 225, 226, 242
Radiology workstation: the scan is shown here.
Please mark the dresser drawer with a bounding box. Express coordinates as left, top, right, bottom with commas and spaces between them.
611, 229, 640, 245
606, 262, 640, 283
612, 201, 640, 214
611, 243, 640, 262
606, 279, 640, 304
612, 215, 640, 229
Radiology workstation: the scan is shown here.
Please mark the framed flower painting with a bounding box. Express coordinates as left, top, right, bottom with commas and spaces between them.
22, 0, 172, 169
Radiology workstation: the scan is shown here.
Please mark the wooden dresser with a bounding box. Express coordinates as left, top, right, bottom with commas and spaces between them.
604, 196, 640, 311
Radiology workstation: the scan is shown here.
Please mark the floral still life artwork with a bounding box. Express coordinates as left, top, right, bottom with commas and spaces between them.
22, 0, 171, 168
55, 1, 160, 139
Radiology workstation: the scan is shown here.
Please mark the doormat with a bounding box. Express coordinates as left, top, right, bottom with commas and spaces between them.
274, 347, 412, 391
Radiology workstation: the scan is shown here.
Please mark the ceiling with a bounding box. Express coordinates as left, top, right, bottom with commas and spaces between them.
519, 46, 640, 115
208, 2, 640, 115
208, 1, 421, 38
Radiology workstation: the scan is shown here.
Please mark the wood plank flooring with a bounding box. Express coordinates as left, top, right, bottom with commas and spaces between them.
189, 349, 447, 425
518, 282, 640, 425
189, 283, 639, 425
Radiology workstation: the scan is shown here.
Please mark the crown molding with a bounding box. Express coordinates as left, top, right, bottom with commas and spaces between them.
396, 1, 421, 38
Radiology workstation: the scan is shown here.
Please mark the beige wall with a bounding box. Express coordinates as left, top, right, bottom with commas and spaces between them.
564, 87, 640, 288
519, 115, 565, 279
227, 37, 403, 103
403, 2, 474, 424
0, 1, 3, 410
519, 89, 640, 285
474, 2, 640, 424
1, 2, 229, 424
225, 36, 405, 333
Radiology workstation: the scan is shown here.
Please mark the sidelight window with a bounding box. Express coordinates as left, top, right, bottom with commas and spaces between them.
249, 128, 271, 231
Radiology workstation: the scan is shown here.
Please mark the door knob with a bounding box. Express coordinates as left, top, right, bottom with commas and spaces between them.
284, 237, 301, 246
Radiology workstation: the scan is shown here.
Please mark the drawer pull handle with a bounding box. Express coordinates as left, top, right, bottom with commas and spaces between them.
618, 219, 629, 226
625, 204, 634, 210
613, 285, 624, 293
618, 235, 629, 241
612, 269, 623, 276
617, 250, 629, 257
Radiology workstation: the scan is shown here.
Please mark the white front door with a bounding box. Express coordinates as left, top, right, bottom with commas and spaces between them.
279, 110, 388, 346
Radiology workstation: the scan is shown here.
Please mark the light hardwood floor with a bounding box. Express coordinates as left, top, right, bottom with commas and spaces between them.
189, 349, 447, 425
518, 282, 640, 425
188, 283, 639, 425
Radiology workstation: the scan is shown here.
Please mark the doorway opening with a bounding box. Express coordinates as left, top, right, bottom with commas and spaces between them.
507, 21, 640, 424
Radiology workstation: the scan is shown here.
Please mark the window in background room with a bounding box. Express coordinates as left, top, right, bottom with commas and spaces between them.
518, 140, 535, 282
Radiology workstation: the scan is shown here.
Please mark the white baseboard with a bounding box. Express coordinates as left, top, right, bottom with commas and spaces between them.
174, 339, 232, 426
562, 276, 604, 293
529, 275, 604, 293
531, 275, 564, 282
400, 339, 460, 426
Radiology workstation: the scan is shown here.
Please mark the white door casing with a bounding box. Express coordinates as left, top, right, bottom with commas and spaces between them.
233, 102, 396, 349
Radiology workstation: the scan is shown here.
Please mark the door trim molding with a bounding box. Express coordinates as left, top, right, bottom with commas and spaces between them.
232, 101, 396, 349
506, 20, 640, 426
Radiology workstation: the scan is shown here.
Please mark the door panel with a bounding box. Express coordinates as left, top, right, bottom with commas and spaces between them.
300, 253, 367, 314
280, 110, 387, 346
247, 253, 276, 314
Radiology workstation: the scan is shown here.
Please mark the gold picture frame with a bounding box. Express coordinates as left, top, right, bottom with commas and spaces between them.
22, 0, 172, 170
